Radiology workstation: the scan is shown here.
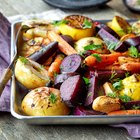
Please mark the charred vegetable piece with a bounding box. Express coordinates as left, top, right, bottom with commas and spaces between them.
98, 28, 128, 52
28, 41, 58, 64
92, 96, 121, 113
60, 54, 83, 73
60, 75, 86, 107
84, 75, 98, 106
73, 106, 104, 115
54, 73, 77, 89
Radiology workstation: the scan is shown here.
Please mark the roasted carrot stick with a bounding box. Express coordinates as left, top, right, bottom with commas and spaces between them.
48, 54, 64, 79
120, 62, 140, 73
108, 110, 140, 115
84, 52, 122, 68
47, 31, 77, 55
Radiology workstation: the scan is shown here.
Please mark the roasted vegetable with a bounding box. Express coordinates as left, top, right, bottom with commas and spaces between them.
92, 96, 121, 113
21, 87, 70, 116
15, 57, 50, 89
119, 74, 140, 101
58, 15, 95, 40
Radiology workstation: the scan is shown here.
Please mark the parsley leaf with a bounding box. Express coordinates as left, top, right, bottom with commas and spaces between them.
82, 19, 92, 29
113, 80, 123, 90
19, 56, 28, 64
52, 19, 68, 26
83, 77, 90, 85
84, 44, 102, 51
49, 93, 57, 104
132, 105, 140, 110
91, 54, 102, 62
128, 46, 140, 58
119, 94, 132, 102
107, 92, 117, 98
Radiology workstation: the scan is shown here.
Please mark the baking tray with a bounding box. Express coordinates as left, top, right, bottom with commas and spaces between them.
10, 20, 140, 125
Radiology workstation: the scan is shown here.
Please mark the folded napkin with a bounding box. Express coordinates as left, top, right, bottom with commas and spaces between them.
0, 10, 140, 138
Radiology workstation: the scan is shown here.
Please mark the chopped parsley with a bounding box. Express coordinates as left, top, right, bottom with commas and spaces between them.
52, 19, 68, 26
107, 92, 132, 102
19, 56, 28, 64
84, 44, 102, 51
128, 46, 140, 58
87, 92, 92, 97
113, 80, 123, 90
109, 70, 117, 82
82, 19, 92, 29
91, 54, 102, 62
119, 94, 132, 102
107, 92, 117, 98
49, 93, 57, 104
83, 77, 90, 85
132, 105, 140, 110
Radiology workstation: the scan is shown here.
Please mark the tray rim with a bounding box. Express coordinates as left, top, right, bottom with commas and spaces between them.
10, 19, 140, 124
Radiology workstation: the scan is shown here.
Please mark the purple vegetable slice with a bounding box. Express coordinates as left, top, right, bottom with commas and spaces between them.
98, 28, 128, 52
125, 36, 140, 47
28, 41, 58, 63
73, 106, 104, 116
54, 72, 77, 89
60, 54, 82, 73
60, 75, 86, 107
84, 75, 98, 106
96, 23, 120, 39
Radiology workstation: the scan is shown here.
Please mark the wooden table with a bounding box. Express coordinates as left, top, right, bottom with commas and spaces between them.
0, 0, 139, 140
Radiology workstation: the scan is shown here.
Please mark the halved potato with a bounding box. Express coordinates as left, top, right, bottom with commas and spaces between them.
21, 87, 70, 116
75, 37, 108, 54
58, 15, 95, 41
15, 57, 50, 89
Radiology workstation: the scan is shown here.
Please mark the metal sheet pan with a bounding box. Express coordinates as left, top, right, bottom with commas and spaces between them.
10, 20, 140, 124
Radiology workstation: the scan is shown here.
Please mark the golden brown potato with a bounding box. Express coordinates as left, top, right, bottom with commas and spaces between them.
15, 57, 50, 89
92, 96, 121, 113
21, 87, 70, 116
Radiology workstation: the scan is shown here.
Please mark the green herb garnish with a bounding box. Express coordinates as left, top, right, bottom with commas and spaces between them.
82, 19, 92, 29
19, 56, 28, 64
84, 44, 102, 51
132, 105, 140, 110
125, 71, 130, 78
119, 94, 132, 102
109, 70, 117, 82
128, 46, 140, 58
91, 54, 102, 62
52, 19, 68, 26
87, 92, 92, 97
107, 92, 117, 98
113, 80, 123, 90
83, 77, 90, 85
49, 93, 57, 104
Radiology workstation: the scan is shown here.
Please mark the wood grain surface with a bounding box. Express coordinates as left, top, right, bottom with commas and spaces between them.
0, 0, 139, 140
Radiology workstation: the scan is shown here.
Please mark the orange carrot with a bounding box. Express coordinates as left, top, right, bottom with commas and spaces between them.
120, 62, 140, 73
47, 31, 77, 55
108, 110, 140, 115
48, 54, 64, 79
84, 52, 122, 68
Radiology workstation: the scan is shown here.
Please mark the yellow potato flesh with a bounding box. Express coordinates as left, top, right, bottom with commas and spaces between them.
59, 24, 94, 41
119, 74, 140, 101
15, 58, 50, 89
21, 87, 70, 116
108, 16, 131, 37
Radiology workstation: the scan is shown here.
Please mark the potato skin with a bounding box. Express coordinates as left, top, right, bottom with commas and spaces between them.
15, 58, 50, 89
21, 87, 70, 116
92, 96, 121, 113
